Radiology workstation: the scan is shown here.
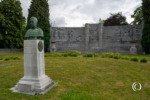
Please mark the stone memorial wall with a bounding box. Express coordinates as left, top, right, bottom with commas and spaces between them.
51, 23, 143, 54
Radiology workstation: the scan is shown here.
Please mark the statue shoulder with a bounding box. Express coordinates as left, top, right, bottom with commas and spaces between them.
38, 28, 43, 32
25, 29, 32, 37
37, 28, 44, 36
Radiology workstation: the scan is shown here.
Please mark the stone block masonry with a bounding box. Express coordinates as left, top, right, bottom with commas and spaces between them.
51, 23, 143, 54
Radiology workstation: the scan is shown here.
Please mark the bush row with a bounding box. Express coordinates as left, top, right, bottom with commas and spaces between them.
45, 51, 81, 57
45, 52, 148, 63
100, 53, 148, 63
0, 56, 20, 61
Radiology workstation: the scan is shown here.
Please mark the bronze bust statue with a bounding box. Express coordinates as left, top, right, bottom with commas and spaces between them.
25, 17, 44, 39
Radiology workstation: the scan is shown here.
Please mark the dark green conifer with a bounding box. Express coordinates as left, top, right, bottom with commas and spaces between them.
0, 0, 25, 48
27, 0, 51, 52
142, 0, 150, 53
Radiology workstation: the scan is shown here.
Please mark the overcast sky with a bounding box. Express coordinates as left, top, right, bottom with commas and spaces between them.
20, 0, 142, 27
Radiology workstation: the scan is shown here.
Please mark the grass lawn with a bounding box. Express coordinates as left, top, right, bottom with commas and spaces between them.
0, 53, 150, 100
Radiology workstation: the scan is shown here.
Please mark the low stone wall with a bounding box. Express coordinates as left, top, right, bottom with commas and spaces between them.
102, 25, 143, 54
51, 23, 143, 54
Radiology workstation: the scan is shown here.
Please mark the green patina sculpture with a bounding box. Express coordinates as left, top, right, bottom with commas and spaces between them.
25, 17, 44, 39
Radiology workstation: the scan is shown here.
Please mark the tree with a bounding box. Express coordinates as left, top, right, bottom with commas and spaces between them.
0, 0, 25, 48
104, 12, 128, 26
27, 0, 51, 52
141, 0, 150, 54
131, 6, 143, 25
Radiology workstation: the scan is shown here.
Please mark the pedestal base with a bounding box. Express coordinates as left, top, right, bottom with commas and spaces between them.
11, 40, 55, 95
11, 75, 55, 95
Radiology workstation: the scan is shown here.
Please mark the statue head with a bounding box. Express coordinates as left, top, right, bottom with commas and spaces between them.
29, 17, 38, 29
25, 17, 44, 39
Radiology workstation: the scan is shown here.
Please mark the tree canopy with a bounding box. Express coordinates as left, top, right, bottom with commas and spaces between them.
27, 0, 51, 52
141, 0, 150, 54
104, 12, 128, 26
131, 6, 143, 25
0, 0, 25, 48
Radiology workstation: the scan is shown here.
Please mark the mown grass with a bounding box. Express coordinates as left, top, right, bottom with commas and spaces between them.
0, 53, 150, 100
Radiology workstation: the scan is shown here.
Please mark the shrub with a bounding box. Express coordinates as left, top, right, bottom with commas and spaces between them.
100, 53, 121, 59
11, 57, 20, 60
4, 58, 10, 61
130, 57, 139, 62
4, 56, 20, 61
84, 53, 99, 57
140, 58, 148, 63
101, 53, 114, 58
62, 51, 81, 57
120, 56, 130, 60
113, 54, 121, 59
113, 56, 119, 59
83, 54, 91, 57
45, 53, 63, 57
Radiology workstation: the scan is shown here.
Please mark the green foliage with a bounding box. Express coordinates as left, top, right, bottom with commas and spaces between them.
142, 0, 150, 54
101, 53, 116, 58
0, 0, 25, 48
27, 0, 51, 52
131, 6, 143, 25
130, 57, 139, 62
83, 53, 98, 57
120, 56, 130, 60
104, 12, 128, 26
45, 53, 63, 57
140, 58, 148, 63
100, 53, 148, 63
0, 56, 20, 61
62, 51, 81, 57
45, 51, 82, 57
44, 52, 148, 63
101, 53, 122, 59
101, 53, 121, 60
113, 55, 120, 59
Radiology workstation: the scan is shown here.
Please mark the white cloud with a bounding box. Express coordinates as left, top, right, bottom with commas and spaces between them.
20, 0, 142, 27
20, 0, 31, 20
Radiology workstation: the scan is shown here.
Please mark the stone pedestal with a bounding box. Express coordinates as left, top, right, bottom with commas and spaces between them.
11, 40, 54, 95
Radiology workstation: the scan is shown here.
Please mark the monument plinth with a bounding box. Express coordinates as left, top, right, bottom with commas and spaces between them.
11, 17, 54, 95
